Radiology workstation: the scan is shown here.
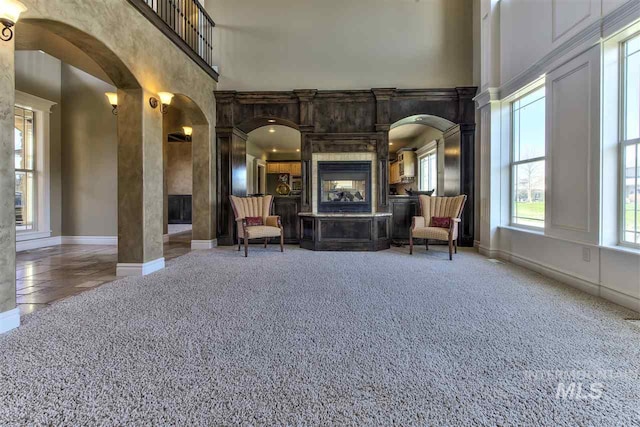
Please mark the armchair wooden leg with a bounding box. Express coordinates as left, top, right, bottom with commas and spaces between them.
237, 237, 241, 251
280, 232, 284, 252
409, 231, 413, 255
264, 238, 268, 248
425, 239, 429, 251
244, 236, 249, 257
448, 238, 453, 261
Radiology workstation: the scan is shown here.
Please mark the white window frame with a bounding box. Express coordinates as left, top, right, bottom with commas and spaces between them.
501, 79, 546, 231
416, 141, 438, 193
619, 32, 640, 248
14, 91, 56, 242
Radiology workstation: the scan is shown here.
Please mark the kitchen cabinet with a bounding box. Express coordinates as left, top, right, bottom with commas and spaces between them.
397, 149, 416, 179
389, 161, 401, 184
168, 195, 192, 224
290, 162, 302, 176
271, 195, 301, 244
267, 163, 280, 174
266, 162, 302, 176
389, 195, 419, 242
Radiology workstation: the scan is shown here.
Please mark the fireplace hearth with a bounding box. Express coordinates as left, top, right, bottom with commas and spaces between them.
317, 161, 372, 213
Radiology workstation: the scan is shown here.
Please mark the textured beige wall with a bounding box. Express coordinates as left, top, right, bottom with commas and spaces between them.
14, 51, 62, 237
207, 0, 473, 90
0, 37, 16, 313
167, 141, 193, 195
61, 63, 118, 237
16, 0, 217, 262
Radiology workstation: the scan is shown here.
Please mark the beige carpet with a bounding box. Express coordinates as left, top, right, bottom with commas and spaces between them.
0, 245, 639, 425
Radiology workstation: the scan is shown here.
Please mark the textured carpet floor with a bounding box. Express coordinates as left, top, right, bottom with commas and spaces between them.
1, 246, 640, 425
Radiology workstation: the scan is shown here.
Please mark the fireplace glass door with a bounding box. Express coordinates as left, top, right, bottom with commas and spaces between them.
317, 161, 372, 213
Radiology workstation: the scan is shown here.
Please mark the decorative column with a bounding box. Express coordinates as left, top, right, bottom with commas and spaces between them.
191, 123, 216, 249
0, 36, 19, 333
373, 88, 395, 213
475, 89, 501, 256
116, 89, 165, 276
294, 89, 317, 213
216, 126, 247, 246
456, 87, 479, 247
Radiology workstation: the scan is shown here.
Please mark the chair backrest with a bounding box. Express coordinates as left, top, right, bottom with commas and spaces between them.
230, 195, 274, 220
419, 195, 467, 221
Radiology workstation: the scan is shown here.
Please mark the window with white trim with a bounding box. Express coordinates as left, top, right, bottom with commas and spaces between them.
419, 150, 437, 193
511, 86, 546, 228
14, 106, 36, 232
622, 34, 640, 246
13, 91, 55, 242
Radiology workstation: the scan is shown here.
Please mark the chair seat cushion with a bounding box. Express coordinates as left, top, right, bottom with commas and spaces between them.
245, 225, 282, 239
412, 226, 450, 240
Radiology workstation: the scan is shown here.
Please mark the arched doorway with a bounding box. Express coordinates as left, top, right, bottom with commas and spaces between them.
7, 19, 163, 315
162, 94, 214, 251
388, 114, 458, 197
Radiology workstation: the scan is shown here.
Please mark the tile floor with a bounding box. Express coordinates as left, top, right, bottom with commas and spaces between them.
15, 231, 193, 317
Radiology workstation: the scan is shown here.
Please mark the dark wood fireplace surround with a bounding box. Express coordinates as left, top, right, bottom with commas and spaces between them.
215, 87, 477, 248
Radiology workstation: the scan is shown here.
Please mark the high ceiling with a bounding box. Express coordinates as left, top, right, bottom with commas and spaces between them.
389, 124, 443, 154
248, 125, 301, 154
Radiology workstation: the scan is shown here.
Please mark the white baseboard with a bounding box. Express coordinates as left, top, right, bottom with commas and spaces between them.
0, 308, 20, 334
191, 239, 217, 250
492, 248, 640, 312
16, 236, 62, 252
496, 249, 600, 297
478, 244, 499, 259
600, 286, 640, 313
116, 257, 165, 277
62, 236, 117, 245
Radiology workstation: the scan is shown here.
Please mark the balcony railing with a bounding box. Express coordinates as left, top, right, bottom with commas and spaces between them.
128, 0, 218, 80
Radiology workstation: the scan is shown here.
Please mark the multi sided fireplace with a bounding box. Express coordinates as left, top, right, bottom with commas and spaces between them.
317, 161, 372, 213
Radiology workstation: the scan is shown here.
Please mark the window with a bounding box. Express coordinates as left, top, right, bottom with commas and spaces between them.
511, 87, 546, 228
419, 151, 437, 193
622, 34, 640, 246
14, 106, 36, 232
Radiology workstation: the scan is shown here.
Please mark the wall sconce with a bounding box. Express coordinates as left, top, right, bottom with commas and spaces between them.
0, 0, 27, 42
105, 92, 118, 115
182, 126, 193, 142
149, 92, 174, 114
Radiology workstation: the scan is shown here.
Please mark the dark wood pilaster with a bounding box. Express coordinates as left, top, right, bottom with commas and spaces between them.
295, 90, 317, 213
216, 126, 247, 246
459, 123, 476, 247
372, 88, 395, 132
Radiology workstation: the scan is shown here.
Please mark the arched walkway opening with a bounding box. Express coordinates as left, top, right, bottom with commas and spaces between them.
9, 18, 168, 315
389, 114, 458, 197
162, 94, 215, 251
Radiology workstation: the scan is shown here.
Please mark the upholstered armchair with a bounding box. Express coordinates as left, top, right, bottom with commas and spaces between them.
229, 195, 284, 257
410, 195, 467, 260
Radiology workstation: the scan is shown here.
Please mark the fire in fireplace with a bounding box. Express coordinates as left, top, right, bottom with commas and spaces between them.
317, 161, 372, 213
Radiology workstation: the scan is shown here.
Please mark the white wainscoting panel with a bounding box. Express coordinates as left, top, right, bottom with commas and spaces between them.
546, 46, 600, 244
602, 0, 635, 17
600, 247, 640, 301
551, 0, 599, 46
